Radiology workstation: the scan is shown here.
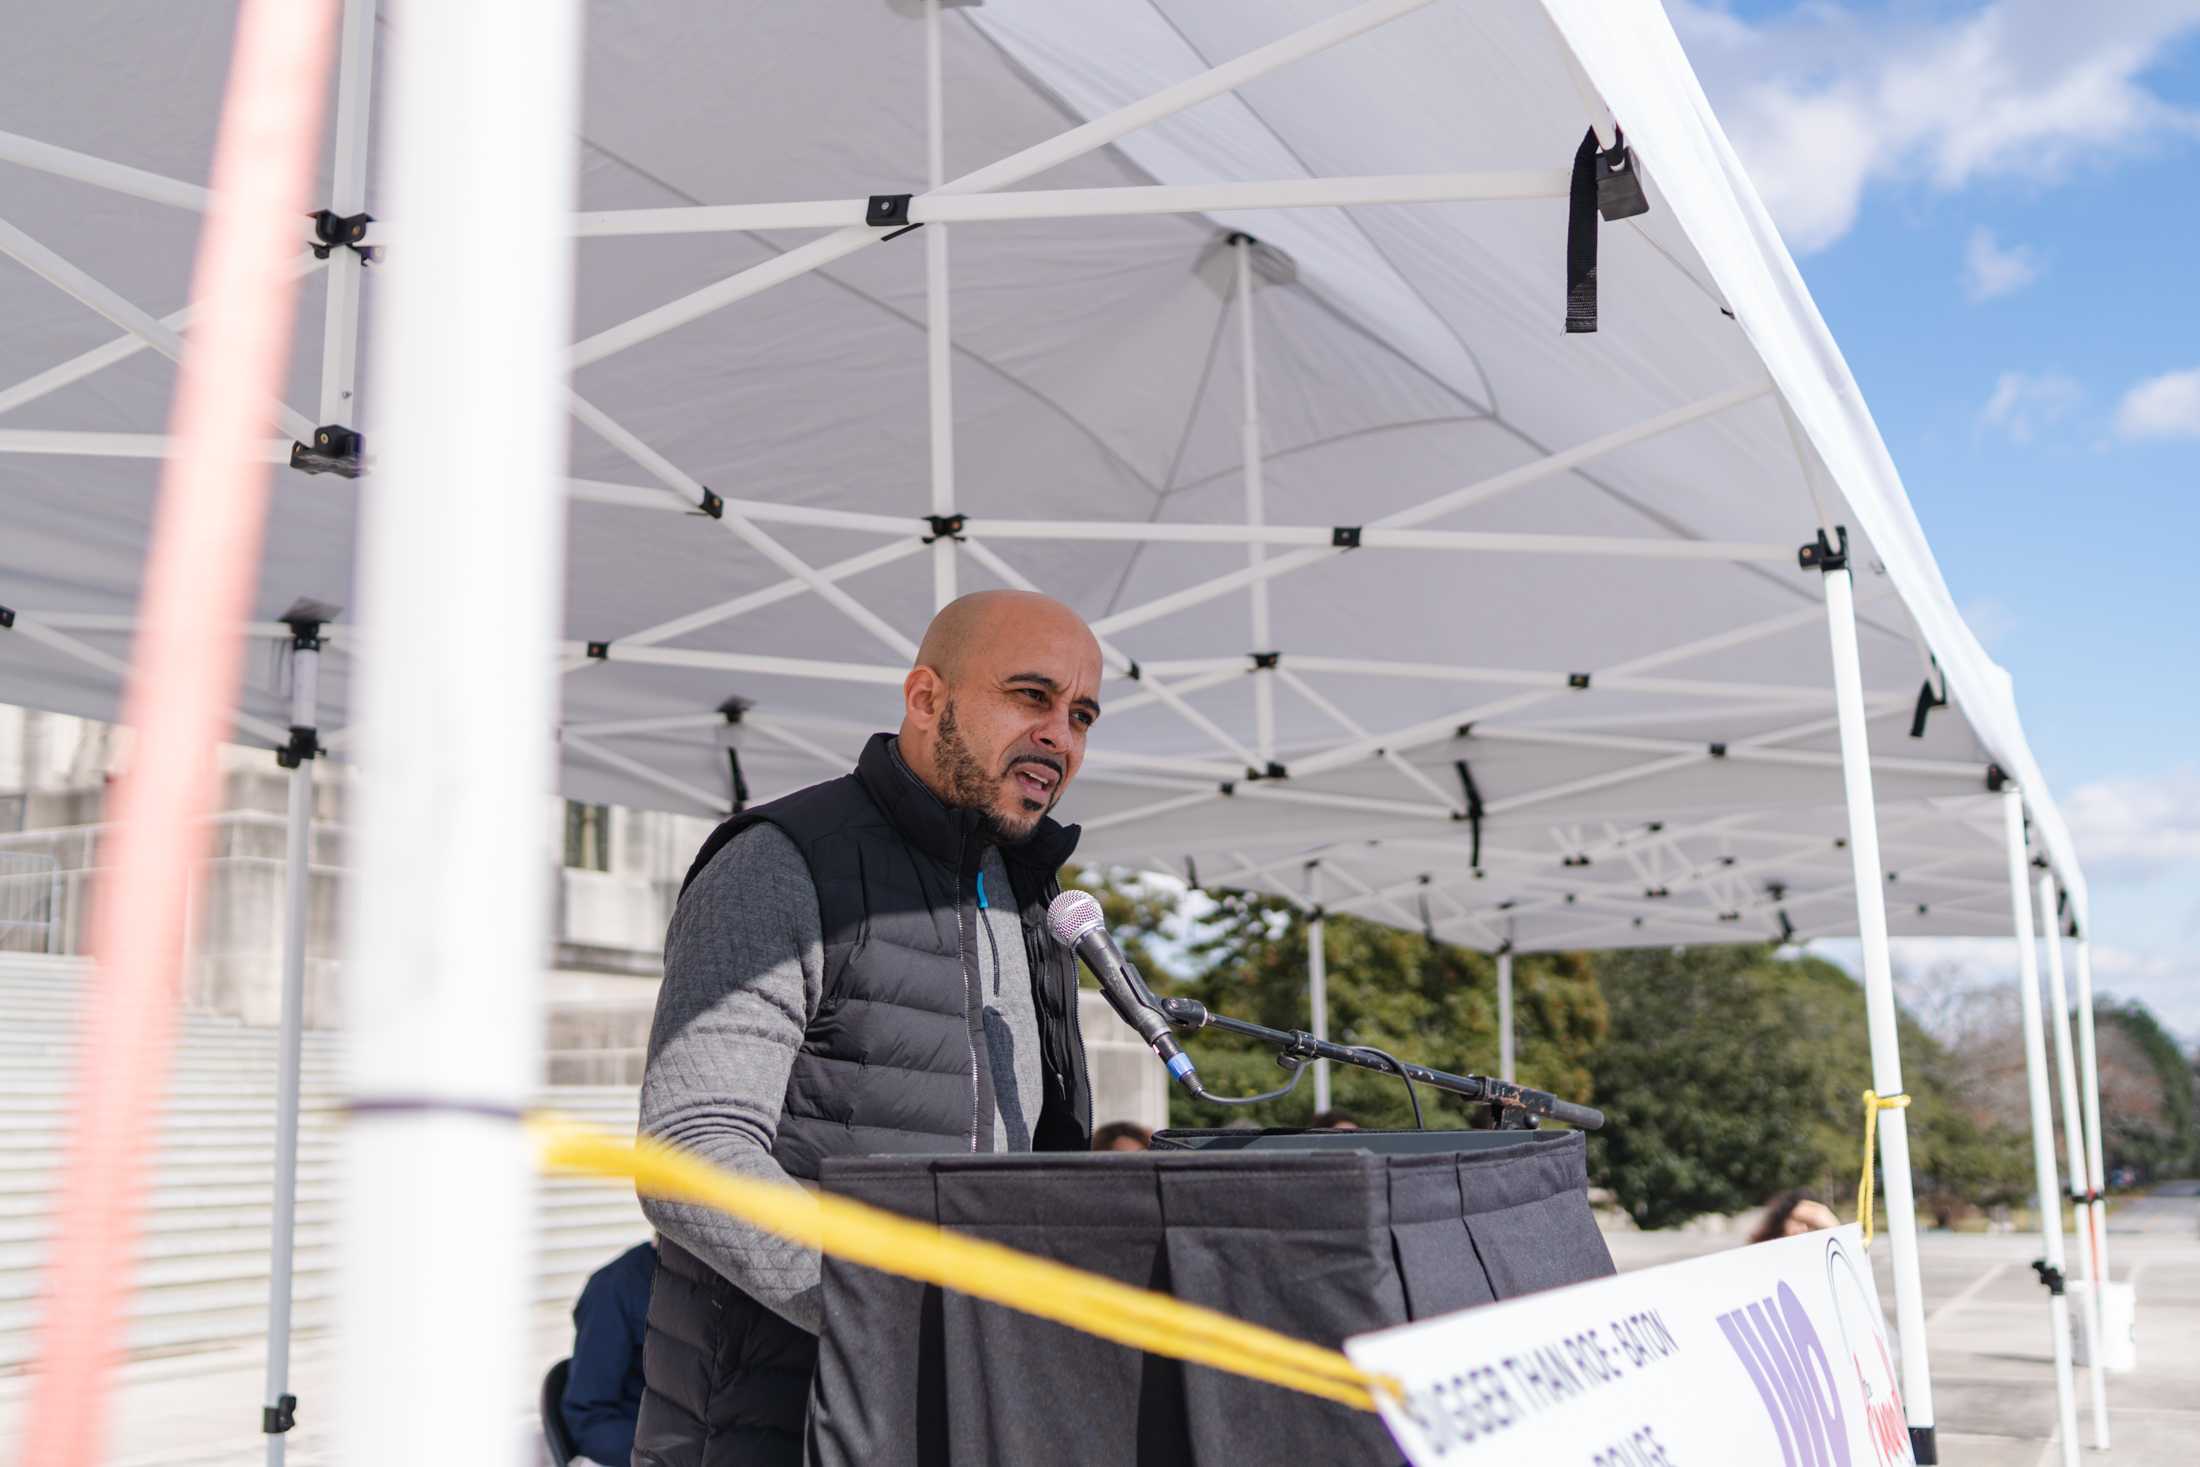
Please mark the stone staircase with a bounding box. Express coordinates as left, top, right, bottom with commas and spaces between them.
0, 952, 650, 1373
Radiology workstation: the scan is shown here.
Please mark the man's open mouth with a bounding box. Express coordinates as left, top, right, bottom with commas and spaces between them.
1009, 762, 1060, 801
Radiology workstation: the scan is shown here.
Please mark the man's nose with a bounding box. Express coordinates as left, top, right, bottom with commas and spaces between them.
1031, 705, 1072, 750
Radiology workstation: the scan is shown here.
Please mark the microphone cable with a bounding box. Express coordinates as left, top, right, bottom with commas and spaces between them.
1343, 1045, 1424, 1130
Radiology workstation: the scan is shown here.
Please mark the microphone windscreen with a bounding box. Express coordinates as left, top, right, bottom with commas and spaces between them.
1045, 889, 1105, 948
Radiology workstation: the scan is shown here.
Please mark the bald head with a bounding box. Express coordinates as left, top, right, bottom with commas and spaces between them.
899, 591, 1103, 842
913, 591, 1094, 682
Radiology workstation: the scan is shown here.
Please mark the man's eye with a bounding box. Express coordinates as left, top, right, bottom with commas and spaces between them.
1016, 687, 1046, 702
1072, 711, 1095, 729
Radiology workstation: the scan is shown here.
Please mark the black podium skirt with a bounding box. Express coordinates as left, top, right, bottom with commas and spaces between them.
809, 1129, 1612, 1466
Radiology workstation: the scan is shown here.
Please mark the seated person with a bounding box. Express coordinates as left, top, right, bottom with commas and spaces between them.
1309, 1109, 1361, 1131
563, 1239, 657, 1466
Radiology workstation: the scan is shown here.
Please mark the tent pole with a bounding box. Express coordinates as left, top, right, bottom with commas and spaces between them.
0, 128, 212, 212
1093, 382, 1770, 638
338, 0, 580, 1459
2003, 790, 2079, 1467
2072, 932, 2111, 1311
1235, 237, 1275, 767
563, 170, 1574, 236
0, 217, 316, 444
1307, 862, 1330, 1114
261, 630, 320, 1467
1820, 548, 1937, 1463
1497, 943, 1515, 1082
925, 0, 957, 611
2038, 876, 2108, 1449
316, 0, 375, 429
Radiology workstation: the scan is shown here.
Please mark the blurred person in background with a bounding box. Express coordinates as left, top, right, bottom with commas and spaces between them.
1092, 1120, 1152, 1151
1748, 1190, 1837, 1245
564, 1239, 656, 1466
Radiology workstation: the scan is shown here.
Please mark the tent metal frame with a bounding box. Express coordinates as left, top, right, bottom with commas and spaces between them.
0, 0, 2117, 1460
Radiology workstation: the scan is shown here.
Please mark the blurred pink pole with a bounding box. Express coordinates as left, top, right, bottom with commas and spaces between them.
20, 1, 337, 1461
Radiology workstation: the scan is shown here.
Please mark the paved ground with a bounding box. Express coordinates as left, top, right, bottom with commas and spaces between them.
2, 1190, 2192, 1463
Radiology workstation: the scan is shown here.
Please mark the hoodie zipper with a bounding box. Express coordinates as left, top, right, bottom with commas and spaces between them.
958, 834, 982, 1152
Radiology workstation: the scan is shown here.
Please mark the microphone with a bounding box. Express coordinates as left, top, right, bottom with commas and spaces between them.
1046, 890, 1203, 1095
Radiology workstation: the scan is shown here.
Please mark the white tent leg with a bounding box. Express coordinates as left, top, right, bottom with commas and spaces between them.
1497, 945, 1515, 1082
1821, 554, 1937, 1462
261, 632, 319, 1466
925, 0, 957, 611
2072, 934, 2111, 1310
338, 0, 581, 1461
2038, 877, 2108, 1450
1307, 861, 1329, 1113
1234, 237, 1275, 768
315, 0, 375, 428
2003, 791, 2079, 1467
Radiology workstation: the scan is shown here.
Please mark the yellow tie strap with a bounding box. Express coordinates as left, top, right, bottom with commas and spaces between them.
1856, 1090, 1911, 1247
527, 1115, 1395, 1412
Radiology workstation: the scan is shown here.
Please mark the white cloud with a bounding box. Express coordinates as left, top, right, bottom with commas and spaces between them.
2062, 769, 2200, 883
1962, 227, 2041, 300
2113, 368, 2200, 439
1671, 2, 2200, 253
1978, 369, 2081, 442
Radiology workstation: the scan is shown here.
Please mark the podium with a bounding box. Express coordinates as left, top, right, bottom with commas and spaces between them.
808, 1128, 1612, 1466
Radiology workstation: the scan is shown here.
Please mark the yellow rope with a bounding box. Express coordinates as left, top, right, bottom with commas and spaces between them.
526, 1115, 1395, 1411
1856, 1090, 1910, 1246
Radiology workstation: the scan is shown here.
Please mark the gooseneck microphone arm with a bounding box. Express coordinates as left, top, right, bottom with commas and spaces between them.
1045, 889, 1603, 1130
1154, 995, 1605, 1131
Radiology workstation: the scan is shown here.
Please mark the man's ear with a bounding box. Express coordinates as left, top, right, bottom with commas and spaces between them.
903, 665, 945, 730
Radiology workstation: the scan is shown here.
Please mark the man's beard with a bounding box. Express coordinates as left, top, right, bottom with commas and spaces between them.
936, 699, 1057, 844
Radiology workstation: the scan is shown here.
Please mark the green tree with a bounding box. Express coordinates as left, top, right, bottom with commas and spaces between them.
1145, 887, 1606, 1132
1591, 945, 1826, 1229
1591, 946, 2029, 1229
2093, 999, 2199, 1181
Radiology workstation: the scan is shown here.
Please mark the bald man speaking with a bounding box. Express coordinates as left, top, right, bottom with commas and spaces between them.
633, 591, 1105, 1467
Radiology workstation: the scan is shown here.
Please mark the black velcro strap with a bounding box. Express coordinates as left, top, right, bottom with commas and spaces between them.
1908, 676, 1947, 738
2031, 1259, 2065, 1295
726, 746, 749, 815
1453, 759, 1485, 867
1566, 128, 1600, 334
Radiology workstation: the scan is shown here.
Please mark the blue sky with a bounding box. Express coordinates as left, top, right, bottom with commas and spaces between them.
1673, 2, 2200, 1031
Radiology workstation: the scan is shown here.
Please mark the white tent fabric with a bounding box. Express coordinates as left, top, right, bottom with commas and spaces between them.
0, 0, 2083, 948
0, 3, 2103, 1461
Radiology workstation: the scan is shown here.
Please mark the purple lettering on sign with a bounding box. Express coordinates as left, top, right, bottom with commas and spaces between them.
1717, 1310, 1797, 1467
1779, 1281, 1851, 1467
1746, 1298, 1826, 1467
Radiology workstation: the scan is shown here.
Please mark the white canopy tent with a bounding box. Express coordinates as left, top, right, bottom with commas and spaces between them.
0, 2, 2109, 1462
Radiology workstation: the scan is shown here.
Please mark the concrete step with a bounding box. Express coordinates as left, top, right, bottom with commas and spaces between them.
0, 1255, 646, 1369
0, 1221, 654, 1304
0, 1190, 646, 1259
0, 1171, 622, 1225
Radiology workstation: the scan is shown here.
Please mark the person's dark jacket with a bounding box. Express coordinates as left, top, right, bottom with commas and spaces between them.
633, 733, 1091, 1467
564, 1240, 656, 1465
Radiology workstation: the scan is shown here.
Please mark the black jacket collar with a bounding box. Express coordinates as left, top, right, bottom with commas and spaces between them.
856, 733, 1080, 876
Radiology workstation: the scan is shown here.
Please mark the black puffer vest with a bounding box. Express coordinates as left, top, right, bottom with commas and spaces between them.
634, 733, 1092, 1467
